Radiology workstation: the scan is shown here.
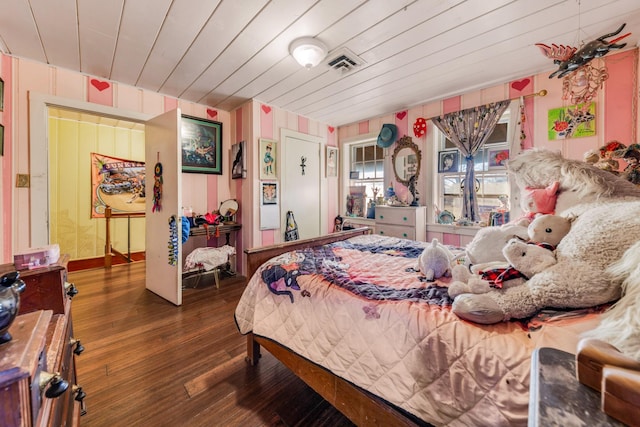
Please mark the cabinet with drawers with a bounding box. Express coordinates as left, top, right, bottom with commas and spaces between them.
0, 257, 84, 426
375, 206, 427, 241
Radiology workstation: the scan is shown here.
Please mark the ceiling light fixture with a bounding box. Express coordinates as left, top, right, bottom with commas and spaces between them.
289, 37, 328, 69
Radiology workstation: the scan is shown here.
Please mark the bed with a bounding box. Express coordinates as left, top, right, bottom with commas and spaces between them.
235, 228, 604, 426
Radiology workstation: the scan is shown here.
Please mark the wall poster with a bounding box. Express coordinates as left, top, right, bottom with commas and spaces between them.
548, 102, 596, 140
91, 153, 145, 218
260, 180, 280, 229
259, 138, 277, 179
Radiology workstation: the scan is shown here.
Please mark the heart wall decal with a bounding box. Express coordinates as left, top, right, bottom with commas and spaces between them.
396, 111, 407, 120
511, 78, 530, 91
261, 105, 272, 114
90, 78, 110, 92
207, 108, 218, 118
328, 126, 335, 133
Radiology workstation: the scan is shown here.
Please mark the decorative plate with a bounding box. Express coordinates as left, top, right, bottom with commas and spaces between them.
437, 210, 455, 224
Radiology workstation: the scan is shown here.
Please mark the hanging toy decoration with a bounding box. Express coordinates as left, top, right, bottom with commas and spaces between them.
152, 161, 163, 212
413, 117, 427, 138
168, 215, 178, 266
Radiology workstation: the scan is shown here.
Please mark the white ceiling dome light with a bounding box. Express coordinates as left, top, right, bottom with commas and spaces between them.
289, 37, 328, 69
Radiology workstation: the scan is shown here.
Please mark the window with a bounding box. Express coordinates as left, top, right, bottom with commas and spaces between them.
348, 140, 384, 216
435, 113, 513, 222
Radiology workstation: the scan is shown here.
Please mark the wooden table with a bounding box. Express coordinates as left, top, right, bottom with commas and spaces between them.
528, 347, 624, 426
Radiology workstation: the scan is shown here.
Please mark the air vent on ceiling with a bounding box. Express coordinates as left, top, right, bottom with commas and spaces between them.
326, 48, 364, 73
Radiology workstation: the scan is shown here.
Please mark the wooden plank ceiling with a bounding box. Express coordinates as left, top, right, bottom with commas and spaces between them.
1, 0, 639, 126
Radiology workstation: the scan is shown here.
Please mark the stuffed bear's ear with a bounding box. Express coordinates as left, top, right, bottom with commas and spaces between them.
565, 213, 578, 223
546, 181, 560, 195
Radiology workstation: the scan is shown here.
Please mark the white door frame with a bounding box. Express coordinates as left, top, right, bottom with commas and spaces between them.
28, 92, 151, 247
279, 129, 327, 237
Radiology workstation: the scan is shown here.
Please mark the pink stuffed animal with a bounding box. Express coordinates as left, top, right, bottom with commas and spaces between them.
513, 181, 560, 226
523, 181, 559, 216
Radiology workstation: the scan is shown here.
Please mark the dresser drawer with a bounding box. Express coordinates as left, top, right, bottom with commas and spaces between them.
376, 224, 416, 240
376, 208, 416, 226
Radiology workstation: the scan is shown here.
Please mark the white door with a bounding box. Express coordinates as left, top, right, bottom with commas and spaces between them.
145, 109, 182, 306
281, 132, 323, 240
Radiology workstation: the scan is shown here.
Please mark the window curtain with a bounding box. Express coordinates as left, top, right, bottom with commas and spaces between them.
431, 100, 511, 221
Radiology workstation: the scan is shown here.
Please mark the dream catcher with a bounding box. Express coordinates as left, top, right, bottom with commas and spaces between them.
152, 161, 163, 212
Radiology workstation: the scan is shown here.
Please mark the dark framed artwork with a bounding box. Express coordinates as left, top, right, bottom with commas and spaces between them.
0, 77, 4, 111
231, 140, 246, 179
438, 150, 459, 173
0, 124, 4, 156
181, 114, 223, 174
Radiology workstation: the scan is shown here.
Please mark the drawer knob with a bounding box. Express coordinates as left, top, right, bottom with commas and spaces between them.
379, 231, 384, 235
379, 215, 384, 219
73, 385, 88, 416
70, 337, 85, 355
65, 281, 79, 298
40, 371, 69, 398
403, 233, 408, 237
403, 216, 407, 221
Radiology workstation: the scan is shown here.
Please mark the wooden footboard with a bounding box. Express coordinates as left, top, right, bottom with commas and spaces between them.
244, 227, 372, 279
243, 227, 426, 427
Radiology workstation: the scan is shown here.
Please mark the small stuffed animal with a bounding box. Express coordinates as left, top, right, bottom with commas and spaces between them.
448, 239, 558, 299
519, 181, 560, 222
465, 214, 573, 275
526, 214, 574, 247
453, 223, 530, 268
418, 238, 454, 282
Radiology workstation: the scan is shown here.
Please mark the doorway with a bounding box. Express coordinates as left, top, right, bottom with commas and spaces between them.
29, 93, 151, 250
280, 129, 327, 239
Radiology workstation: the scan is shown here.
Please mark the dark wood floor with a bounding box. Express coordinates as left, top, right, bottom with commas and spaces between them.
69, 262, 355, 427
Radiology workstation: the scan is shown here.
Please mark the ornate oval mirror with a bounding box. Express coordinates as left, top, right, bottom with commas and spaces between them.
391, 136, 421, 187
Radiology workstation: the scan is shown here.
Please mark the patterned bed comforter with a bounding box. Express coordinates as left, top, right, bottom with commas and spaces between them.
234, 234, 603, 426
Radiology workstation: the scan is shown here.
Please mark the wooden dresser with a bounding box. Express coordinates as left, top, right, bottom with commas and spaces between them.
375, 206, 427, 241
0, 257, 84, 426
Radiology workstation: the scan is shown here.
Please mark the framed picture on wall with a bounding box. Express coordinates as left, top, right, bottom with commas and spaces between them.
260, 138, 277, 179
326, 146, 338, 177
438, 150, 458, 173
181, 115, 223, 174
488, 148, 509, 169
261, 181, 278, 205
231, 140, 246, 179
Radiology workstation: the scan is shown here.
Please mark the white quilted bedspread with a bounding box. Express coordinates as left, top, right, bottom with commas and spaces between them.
234, 235, 601, 426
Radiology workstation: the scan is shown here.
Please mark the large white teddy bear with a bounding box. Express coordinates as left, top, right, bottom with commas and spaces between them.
452, 149, 640, 324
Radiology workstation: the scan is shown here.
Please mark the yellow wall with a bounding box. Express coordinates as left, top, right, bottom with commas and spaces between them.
48, 114, 145, 259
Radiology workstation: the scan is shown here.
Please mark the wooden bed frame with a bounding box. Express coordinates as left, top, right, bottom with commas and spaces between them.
243, 228, 426, 427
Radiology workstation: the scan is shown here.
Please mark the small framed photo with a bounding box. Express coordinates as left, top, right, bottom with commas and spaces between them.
0, 77, 4, 111
488, 148, 509, 169
349, 171, 359, 180
261, 181, 278, 205
231, 141, 246, 179
260, 139, 277, 179
438, 150, 458, 173
181, 115, 223, 174
326, 146, 338, 177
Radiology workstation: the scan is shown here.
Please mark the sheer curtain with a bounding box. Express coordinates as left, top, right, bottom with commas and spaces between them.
431, 100, 511, 221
